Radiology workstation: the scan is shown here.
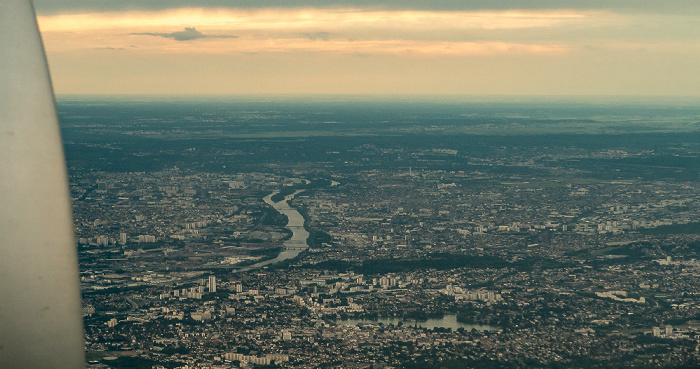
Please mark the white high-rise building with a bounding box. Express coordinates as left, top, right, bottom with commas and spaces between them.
209, 275, 217, 293
107, 318, 118, 328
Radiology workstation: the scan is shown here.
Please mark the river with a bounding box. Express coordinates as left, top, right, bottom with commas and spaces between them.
237, 190, 309, 271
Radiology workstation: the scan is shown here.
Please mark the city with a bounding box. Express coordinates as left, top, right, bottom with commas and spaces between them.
63, 97, 700, 369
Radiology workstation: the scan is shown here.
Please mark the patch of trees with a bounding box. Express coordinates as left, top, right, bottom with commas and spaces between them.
249, 246, 284, 257
303, 259, 353, 272
301, 253, 574, 275
270, 187, 296, 203
642, 222, 700, 235
307, 229, 332, 248
261, 209, 288, 227
356, 254, 509, 274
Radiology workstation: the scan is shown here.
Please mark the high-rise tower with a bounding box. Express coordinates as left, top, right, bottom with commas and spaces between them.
209, 275, 217, 293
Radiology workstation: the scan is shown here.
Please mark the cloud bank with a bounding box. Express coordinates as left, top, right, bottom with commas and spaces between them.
38, 9, 585, 55
131, 27, 237, 41
31, 0, 700, 15
35, 1, 700, 96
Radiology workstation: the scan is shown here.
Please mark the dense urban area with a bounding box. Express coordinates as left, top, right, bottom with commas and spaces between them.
60, 97, 700, 369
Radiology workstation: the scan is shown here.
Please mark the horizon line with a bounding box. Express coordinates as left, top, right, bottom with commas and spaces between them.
54, 93, 700, 104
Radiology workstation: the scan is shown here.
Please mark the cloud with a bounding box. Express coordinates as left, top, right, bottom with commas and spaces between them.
31, 0, 700, 15
35, 7, 696, 60
39, 9, 592, 34
304, 32, 332, 41
131, 27, 237, 41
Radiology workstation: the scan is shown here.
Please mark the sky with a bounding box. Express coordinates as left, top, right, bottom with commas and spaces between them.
32, 1, 700, 96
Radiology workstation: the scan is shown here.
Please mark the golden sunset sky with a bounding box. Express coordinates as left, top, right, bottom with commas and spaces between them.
32, 1, 700, 95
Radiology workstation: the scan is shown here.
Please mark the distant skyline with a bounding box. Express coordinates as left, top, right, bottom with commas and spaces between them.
33, 1, 700, 96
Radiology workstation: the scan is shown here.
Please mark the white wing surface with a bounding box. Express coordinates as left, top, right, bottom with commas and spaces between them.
0, 1, 85, 367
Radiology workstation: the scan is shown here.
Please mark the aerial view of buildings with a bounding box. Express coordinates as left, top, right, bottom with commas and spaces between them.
59, 98, 700, 368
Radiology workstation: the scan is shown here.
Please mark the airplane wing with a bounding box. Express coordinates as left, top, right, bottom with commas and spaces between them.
0, 1, 85, 367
